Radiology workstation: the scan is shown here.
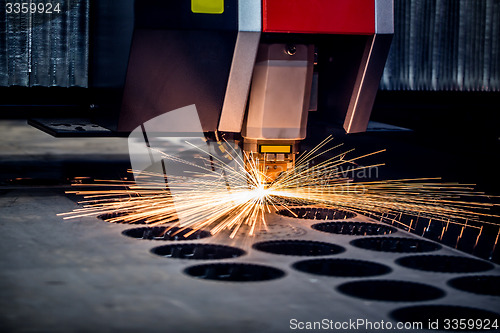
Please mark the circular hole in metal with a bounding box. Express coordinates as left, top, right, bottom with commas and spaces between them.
184, 263, 285, 282
337, 280, 445, 302
390, 305, 500, 331
447, 275, 500, 296
350, 237, 441, 253
151, 244, 245, 260
122, 226, 211, 241
98, 212, 147, 224
98, 210, 178, 225
396, 255, 494, 273
277, 207, 356, 220
292, 258, 391, 277
312, 222, 397, 236
253, 240, 345, 256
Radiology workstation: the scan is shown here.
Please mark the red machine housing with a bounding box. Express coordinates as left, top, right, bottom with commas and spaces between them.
262, 0, 376, 35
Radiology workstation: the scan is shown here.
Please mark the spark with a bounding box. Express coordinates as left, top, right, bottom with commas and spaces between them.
59, 136, 499, 238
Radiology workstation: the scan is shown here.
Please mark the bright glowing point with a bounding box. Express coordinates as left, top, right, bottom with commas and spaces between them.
254, 185, 268, 199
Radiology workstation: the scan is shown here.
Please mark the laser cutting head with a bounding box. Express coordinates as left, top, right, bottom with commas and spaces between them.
238, 42, 314, 182
243, 140, 298, 185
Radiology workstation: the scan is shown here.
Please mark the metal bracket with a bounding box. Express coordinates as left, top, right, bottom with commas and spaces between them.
28, 118, 125, 137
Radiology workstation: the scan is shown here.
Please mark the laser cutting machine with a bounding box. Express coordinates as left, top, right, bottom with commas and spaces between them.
32, 0, 394, 183
112, 0, 394, 183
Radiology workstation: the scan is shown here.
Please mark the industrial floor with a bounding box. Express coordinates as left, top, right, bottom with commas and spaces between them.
1, 119, 500, 333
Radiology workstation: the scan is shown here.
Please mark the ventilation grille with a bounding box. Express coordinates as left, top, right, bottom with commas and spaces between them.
0, 0, 89, 87
381, 0, 500, 91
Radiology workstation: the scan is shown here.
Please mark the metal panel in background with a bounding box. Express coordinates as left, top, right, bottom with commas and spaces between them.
0, 0, 89, 87
381, 0, 500, 91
